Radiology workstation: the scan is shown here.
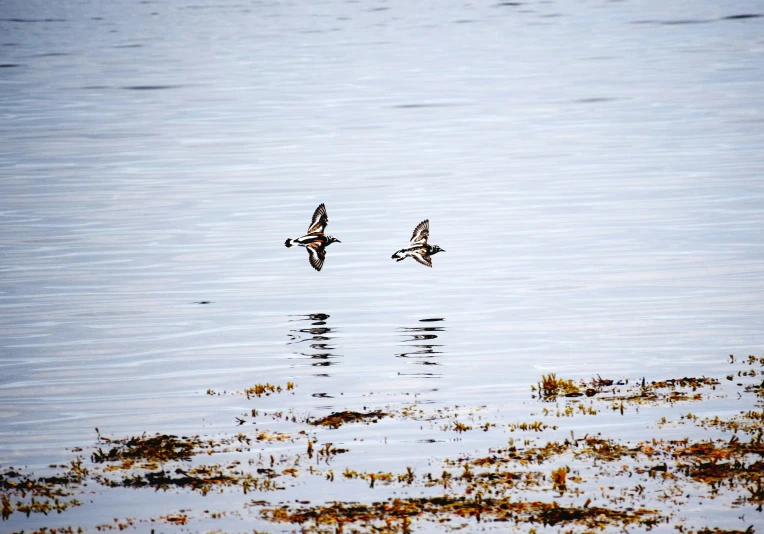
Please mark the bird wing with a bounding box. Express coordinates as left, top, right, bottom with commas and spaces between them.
306, 242, 327, 271
410, 250, 433, 268
409, 219, 429, 245
307, 203, 329, 234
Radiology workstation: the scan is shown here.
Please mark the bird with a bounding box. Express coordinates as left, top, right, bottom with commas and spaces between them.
391, 219, 445, 267
285, 203, 340, 271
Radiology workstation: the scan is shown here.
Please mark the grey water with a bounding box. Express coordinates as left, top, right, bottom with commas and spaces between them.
1, 0, 763, 530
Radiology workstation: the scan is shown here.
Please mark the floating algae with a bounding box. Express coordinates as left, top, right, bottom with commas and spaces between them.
3, 355, 763, 532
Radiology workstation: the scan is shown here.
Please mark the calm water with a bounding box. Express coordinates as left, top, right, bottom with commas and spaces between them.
1, 0, 763, 531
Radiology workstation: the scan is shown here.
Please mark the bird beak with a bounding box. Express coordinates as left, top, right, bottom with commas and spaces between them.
335, 239, 341, 243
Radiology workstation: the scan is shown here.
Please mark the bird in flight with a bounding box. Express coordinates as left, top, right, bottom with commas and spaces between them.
391, 219, 445, 267
285, 203, 340, 271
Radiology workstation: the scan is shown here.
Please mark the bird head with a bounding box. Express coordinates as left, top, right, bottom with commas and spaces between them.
326, 235, 341, 244
431, 245, 445, 254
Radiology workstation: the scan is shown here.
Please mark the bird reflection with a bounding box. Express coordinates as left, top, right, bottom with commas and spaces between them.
396, 318, 445, 377
287, 313, 341, 378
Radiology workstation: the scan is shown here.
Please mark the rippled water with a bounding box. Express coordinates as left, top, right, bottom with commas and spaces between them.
1, 0, 763, 531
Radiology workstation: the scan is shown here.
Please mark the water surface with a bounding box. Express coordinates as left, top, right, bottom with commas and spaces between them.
1, 0, 763, 531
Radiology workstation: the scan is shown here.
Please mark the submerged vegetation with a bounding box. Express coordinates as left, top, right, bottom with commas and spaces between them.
2, 355, 762, 532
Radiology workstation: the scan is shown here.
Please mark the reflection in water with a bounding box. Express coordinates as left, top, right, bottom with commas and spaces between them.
288, 314, 340, 386
397, 318, 445, 378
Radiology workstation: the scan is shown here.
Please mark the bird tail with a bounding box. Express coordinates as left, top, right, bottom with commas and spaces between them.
285, 239, 294, 248
392, 250, 404, 261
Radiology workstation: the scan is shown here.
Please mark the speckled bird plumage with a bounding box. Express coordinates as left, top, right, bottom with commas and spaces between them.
285, 203, 340, 271
391, 220, 445, 267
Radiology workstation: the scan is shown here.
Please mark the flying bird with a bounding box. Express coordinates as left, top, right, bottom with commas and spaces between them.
391, 219, 445, 267
285, 203, 340, 271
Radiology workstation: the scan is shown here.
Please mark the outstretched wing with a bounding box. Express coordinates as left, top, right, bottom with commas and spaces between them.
410, 250, 433, 268
409, 220, 429, 246
306, 242, 327, 271
307, 203, 329, 234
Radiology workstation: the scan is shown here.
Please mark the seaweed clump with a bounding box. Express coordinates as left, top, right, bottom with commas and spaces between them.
309, 410, 389, 429
89, 431, 298, 494
260, 496, 663, 532
91, 432, 205, 468
537, 373, 584, 400
0, 460, 86, 520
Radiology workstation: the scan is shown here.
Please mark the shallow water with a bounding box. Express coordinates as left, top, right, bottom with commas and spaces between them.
1, 0, 763, 531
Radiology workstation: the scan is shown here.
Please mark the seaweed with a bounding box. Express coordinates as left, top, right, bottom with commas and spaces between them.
308, 410, 389, 429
